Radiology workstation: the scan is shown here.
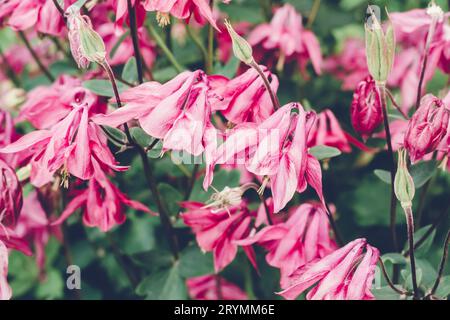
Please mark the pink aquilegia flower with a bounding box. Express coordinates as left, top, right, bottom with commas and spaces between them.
237, 202, 337, 283
2, 0, 67, 36
308, 109, 351, 153
249, 4, 322, 74
351, 77, 383, 140
278, 238, 379, 300
213, 66, 279, 124
187, 275, 248, 300
404, 94, 449, 163
180, 201, 256, 273
0, 159, 22, 228
0, 104, 127, 188
324, 38, 369, 90
0, 110, 22, 167
93, 70, 218, 158
17, 75, 106, 130
52, 160, 154, 232
143, 0, 219, 30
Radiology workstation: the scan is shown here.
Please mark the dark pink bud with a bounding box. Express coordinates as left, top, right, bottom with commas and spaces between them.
404, 94, 449, 163
350, 77, 383, 140
0, 159, 22, 227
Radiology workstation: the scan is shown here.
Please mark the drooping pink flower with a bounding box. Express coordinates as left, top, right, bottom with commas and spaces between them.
0, 159, 22, 228
324, 38, 369, 90
180, 201, 256, 273
17, 75, 106, 130
143, 0, 219, 30
52, 160, 153, 232
213, 66, 279, 124
404, 94, 449, 163
3, 0, 67, 36
308, 109, 351, 153
350, 77, 383, 140
0, 104, 127, 187
249, 4, 322, 75
278, 238, 379, 300
187, 274, 248, 300
237, 202, 337, 282
97, 22, 156, 68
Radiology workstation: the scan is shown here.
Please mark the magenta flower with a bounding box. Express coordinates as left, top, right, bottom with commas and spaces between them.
0, 110, 22, 167
17, 75, 106, 130
0, 159, 22, 228
249, 4, 322, 74
143, 0, 219, 30
213, 66, 279, 124
52, 160, 154, 232
180, 201, 256, 273
237, 202, 337, 282
404, 94, 449, 163
278, 238, 379, 300
2, 0, 67, 36
350, 77, 383, 140
308, 109, 351, 153
0, 104, 127, 187
187, 275, 248, 300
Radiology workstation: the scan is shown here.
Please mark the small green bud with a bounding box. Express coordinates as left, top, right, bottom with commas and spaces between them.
394, 149, 415, 209
224, 19, 254, 65
365, 6, 396, 84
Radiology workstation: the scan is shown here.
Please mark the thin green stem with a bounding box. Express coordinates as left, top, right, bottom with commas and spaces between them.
127, 0, 145, 84
147, 23, 184, 73
430, 230, 450, 296
404, 206, 420, 299
378, 258, 410, 296
306, 0, 321, 28
249, 61, 280, 110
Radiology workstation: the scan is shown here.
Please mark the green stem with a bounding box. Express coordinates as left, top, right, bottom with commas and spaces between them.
378, 258, 410, 296
147, 23, 184, 73
249, 60, 280, 110
429, 230, 450, 296
404, 206, 420, 299
127, 0, 145, 84
306, 0, 321, 28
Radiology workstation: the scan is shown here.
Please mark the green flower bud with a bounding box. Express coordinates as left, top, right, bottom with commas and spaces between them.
365, 7, 396, 84
394, 149, 415, 209
224, 19, 254, 65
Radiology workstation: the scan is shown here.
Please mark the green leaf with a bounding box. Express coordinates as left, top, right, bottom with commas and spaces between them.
372, 286, 404, 300
309, 145, 342, 161
35, 269, 64, 300
122, 57, 138, 84
403, 225, 436, 258
189, 169, 241, 202
179, 244, 214, 278
215, 56, 240, 78
374, 169, 391, 184
410, 161, 436, 188
402, 268, 423, 291
435, 276, 450, 298
147, 140, 164, 158
130, 127, 154, 148
382, 253, 407, 265
157, 183, 183, 216
136, 263, 187, 300
101, 125, 128, 147
130, 249, 173, 272
117, 215, 156, 255
8, 251, 39, 297
82, 79, 129, 97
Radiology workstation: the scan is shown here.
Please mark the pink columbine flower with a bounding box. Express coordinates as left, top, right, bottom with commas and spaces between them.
404, 94, 449, 163
97, 22, 156, 68
350, 77, 383, 140
143, 0, 219, 30
0, 159, 22, 228
2, 0, 67, 36
237, 202, 337, 282
249, 4, 322, 74
180, 201, 256, 273
52, 160, 153, 232
17, 75, 106, 130
93, 70, 218, 157
187, 274, 248, 300
0, 104, 127, 188
308, 109, 351, 153
278, 238, 379, 300
0, 110, 23, 167
213, 66, 279, 124
324, 38, 369, 90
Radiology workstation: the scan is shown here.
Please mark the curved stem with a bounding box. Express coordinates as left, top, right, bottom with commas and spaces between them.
127, 0, 145, 84
184, 164, 199, 200
249, 61, 280, 110
386, 89, 409, 120
378, 83, 399, 252
306, 0, 321, 28
404, 206, 420, 299
147, 23, 184, 73
324, 202, 344, 247
18, 31, 55, 82
378, 258, 410, 296
430, 230, 450, 296
207, 15, 214, 74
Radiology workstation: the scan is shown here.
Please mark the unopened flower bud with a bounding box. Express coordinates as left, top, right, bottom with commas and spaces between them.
0, 159, 22, 227
351, 76, 383, 140
224, 19, 254, 65
394, 149, 415, 209
404, 94, 449, 163
65, 5, 106, 68
365, 7, 395, 84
